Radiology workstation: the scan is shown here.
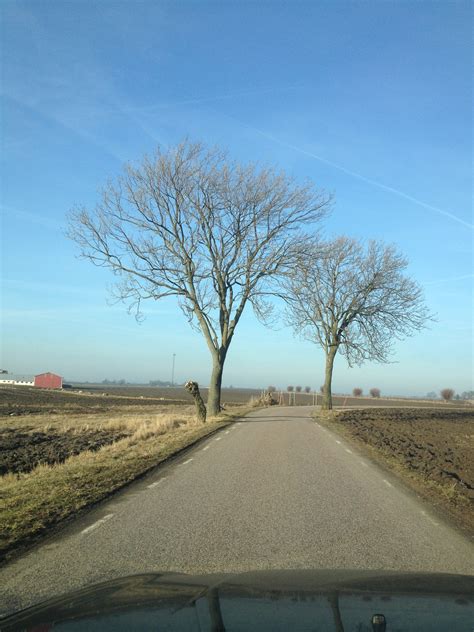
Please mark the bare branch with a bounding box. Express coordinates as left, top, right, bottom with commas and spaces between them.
67, 139, 331, 414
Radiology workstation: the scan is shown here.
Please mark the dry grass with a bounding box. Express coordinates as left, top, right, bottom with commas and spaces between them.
0, 404, 252, 562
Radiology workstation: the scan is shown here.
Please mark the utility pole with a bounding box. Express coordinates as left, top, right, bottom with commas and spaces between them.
171, 353, 176, 386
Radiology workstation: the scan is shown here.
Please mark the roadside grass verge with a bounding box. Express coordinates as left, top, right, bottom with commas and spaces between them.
314, 408, 474, 537
0, 405, 252, 563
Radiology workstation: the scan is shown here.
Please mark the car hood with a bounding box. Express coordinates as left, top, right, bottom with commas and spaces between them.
1, 569, 473, 631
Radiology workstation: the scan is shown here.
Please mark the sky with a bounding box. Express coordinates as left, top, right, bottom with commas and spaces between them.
1, 0, 472, 396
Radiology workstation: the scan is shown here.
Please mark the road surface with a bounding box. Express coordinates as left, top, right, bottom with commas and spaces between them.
1, 406, 473, 616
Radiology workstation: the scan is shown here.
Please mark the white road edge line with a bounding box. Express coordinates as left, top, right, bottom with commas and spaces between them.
179, 458, 193, 466
147, 478, 167, 489
382, 479, 392, 487
81, 514, 114, 535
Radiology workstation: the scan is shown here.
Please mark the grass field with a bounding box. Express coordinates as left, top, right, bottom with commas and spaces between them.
316, 407, 474, 536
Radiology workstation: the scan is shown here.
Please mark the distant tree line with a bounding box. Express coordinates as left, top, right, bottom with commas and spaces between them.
427, 390, 473, 402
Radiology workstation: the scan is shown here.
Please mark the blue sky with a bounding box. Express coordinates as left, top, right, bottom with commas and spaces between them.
1, 0, 472, 395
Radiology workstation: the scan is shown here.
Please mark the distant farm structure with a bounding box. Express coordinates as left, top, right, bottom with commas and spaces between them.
0, 372, 63, 389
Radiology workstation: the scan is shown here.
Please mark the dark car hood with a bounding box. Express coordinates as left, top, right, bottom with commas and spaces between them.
1, 569, 473, 631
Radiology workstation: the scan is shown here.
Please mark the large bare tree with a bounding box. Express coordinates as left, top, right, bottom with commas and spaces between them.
284, 237, 430, 409
67, 140, 331, 415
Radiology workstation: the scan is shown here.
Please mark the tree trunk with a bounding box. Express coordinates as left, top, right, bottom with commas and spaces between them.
184, 381, 207, 423
322, 346, 337, 410
207, 350, 226, 417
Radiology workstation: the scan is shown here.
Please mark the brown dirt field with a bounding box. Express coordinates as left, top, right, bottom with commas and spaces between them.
0, 428, 129, 475
0, 385, 262, 417
318, 407, 474, 535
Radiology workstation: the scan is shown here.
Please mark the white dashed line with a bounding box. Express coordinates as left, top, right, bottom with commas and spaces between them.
147, 478, 167, 489
335, 440, 342, 445
180, 458, 193, 466
345, 448, 353, 454
382, 479, 392, 487
81, 514, 114, 535
214, 437, 222, 441
225, 430, 230, 434
201, 445, 210, 451
360, 460, 369, 467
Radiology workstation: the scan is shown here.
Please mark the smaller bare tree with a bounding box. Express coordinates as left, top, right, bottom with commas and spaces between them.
440, 388, 455, 402
304, 386, 311, 394
287, 386, 294, 392
267, 385, 276, 393
295, 385, 302, 393
370, 387, 381, 398
284, 237, 430, 409
353, 387, 363, 397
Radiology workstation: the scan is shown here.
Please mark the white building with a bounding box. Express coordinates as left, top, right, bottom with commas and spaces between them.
0, 375, 34, 386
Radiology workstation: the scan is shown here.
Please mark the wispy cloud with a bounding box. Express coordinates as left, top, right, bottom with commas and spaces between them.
1, 205, 60, 231
423, 273, 474, 286
2, 92, 127, 164
2, 278, 102, 295
214, 110, 473, 231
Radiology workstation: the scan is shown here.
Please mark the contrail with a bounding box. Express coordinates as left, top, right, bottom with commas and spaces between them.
215, 111, 473, 230
120, 84, 305, 113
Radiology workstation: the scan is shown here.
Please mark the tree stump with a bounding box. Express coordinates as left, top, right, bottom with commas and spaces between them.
185, 380, 207, 423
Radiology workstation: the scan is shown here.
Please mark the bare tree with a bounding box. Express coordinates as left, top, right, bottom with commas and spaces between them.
440, 388, 455, 402
370, 387, 381, 398
284, 237, 430, 410
304, 386, 311, 393
287, 385, 294, 392
295, 385, 302, 392
67, 140, 331, 415
267, 385, 276, 393
353, 387, 363, 397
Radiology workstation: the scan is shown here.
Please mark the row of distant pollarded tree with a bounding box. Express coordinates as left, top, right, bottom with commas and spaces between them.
68, 140, 431, 414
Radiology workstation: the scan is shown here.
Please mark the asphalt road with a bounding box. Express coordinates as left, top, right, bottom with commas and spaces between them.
1, 406, 473, 616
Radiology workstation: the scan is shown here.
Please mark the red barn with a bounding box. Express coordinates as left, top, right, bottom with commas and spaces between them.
34, 372, 63, 389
